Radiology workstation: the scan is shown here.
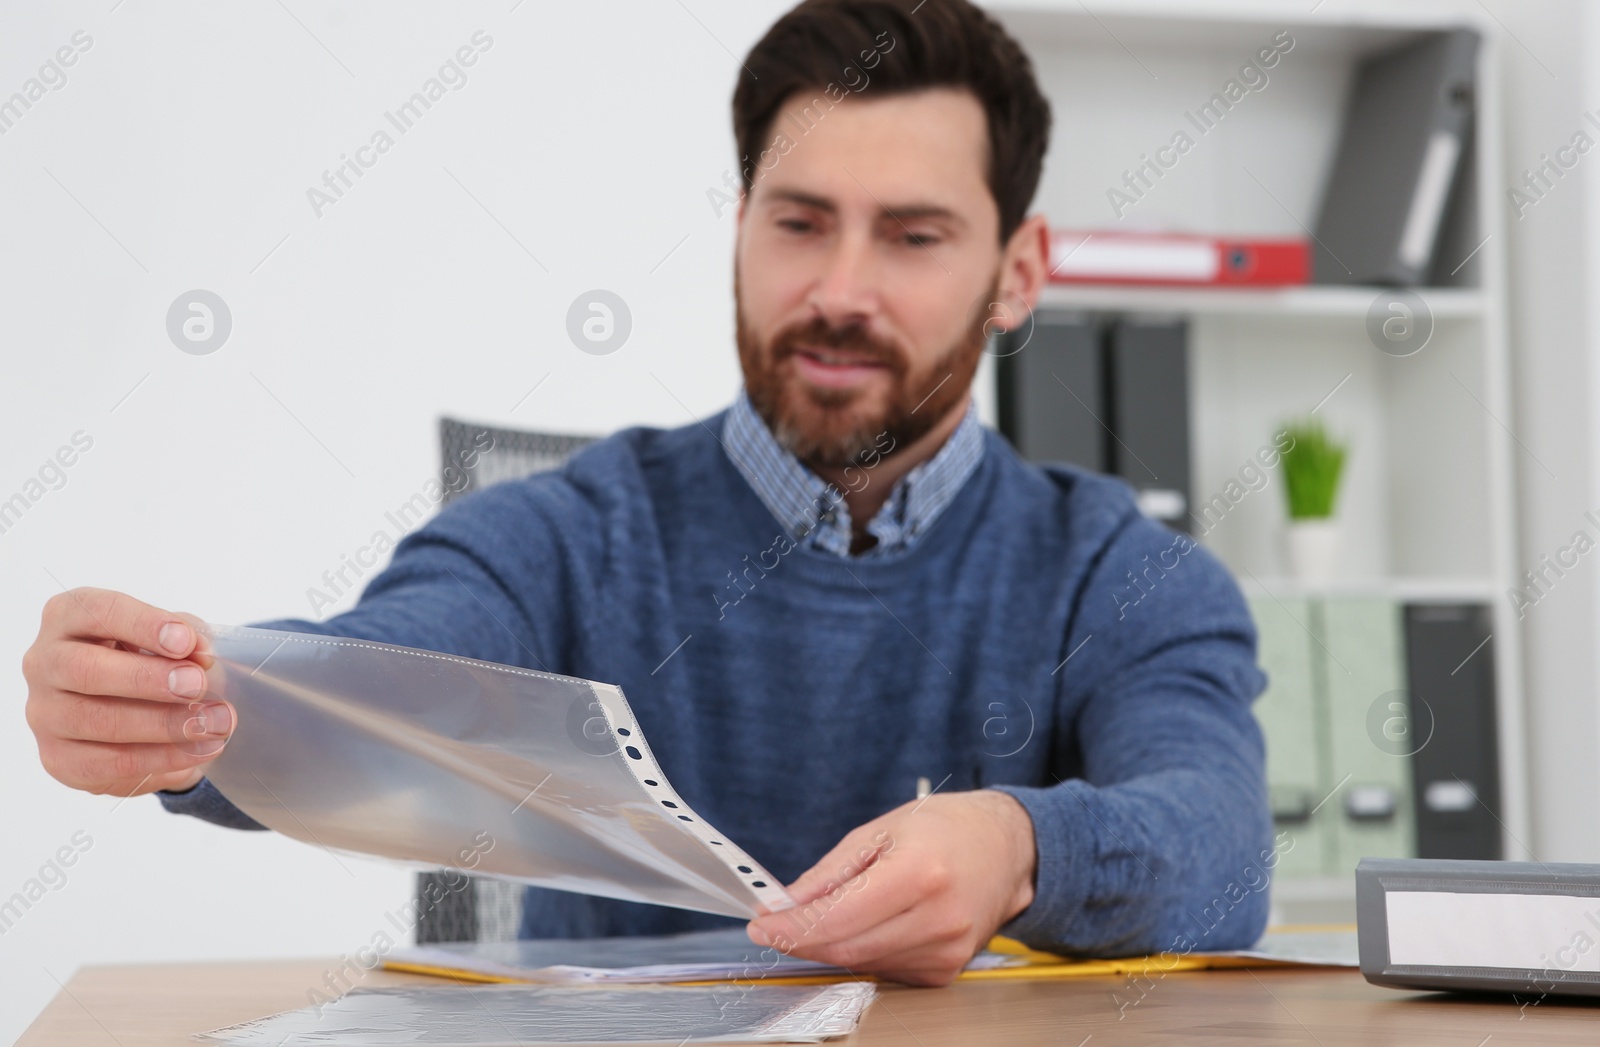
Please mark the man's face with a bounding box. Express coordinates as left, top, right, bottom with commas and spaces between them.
734, 87, 1007, 468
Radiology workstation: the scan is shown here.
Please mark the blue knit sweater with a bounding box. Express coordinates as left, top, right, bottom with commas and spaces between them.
160, 411, 1274, 956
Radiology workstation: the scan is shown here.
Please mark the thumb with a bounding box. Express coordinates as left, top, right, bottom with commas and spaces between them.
170, 613, 216, 670
787, 819, 894, 908
748, 814, 894, 947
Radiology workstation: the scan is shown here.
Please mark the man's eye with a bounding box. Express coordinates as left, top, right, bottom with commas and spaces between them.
777, 219, 813, 234
902, 232, 939, 247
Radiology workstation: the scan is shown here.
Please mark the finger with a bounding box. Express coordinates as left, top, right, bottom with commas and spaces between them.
852, 957, 969, 988
170, 611, 215, 668
783, 900, 940, 967
40, 762, 206, 797
752, 844, 918, 950
785, 816, 898, 909
39, 642, 215, 704
802, 915, 984, 988
71, 763, 212, 797
773, 923, 980, 989
41, 737, 227, 793
137, 767, 211, 795
46, 693, 235, 745
44, 588, 210, 663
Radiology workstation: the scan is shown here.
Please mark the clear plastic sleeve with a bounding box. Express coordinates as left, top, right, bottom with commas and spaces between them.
198, 624, 794, 919
193, 982, 878, 1045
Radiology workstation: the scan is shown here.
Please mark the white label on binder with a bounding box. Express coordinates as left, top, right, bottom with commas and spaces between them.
1422, 778, 1477, 812
1386, 891, 1600, 972
1398, 132, 1460, 269
1051, 238, 1219, 281
1134, 488, 1186, 520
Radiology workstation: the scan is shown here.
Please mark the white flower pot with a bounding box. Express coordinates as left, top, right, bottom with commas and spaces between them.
1286, 518, 1342, 584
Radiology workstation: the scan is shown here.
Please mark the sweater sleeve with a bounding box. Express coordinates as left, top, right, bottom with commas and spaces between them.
158, 476, 594, 830
989, 508, 1275, 957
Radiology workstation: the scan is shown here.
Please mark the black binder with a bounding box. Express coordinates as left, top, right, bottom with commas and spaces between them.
995, 314, 1191, 528
1311, 28, 1479, 285
1403, 603, 1501, 861
1106, 318, 1190, 528
994, 311, 1104, 472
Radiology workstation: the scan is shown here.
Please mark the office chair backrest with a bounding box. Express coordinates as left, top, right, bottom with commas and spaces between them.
414, 417, 599, 944
438, 418, 599, 506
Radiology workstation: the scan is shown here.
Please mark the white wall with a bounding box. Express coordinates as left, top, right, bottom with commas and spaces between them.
3, 0, 1598, 1040
1500, 0, 1600, 865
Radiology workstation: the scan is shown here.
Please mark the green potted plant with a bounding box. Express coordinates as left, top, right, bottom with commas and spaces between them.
1278, 419, 1349, 583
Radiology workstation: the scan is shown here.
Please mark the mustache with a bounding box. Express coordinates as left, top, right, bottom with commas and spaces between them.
769, 317, 905, 369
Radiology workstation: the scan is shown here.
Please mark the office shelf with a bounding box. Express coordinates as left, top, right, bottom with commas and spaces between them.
989, 0, 1526, 909
1034, 284, 1485, 320
1242, 576, 1502, 603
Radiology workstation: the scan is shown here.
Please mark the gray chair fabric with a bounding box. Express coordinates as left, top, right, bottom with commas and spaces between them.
438, 417, 598, 501
412, 417, 599, 945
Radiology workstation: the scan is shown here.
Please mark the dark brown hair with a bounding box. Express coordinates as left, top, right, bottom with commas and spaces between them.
733, 0, 1051, 245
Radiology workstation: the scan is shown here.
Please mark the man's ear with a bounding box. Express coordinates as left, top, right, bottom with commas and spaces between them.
993, 213, 1051, 332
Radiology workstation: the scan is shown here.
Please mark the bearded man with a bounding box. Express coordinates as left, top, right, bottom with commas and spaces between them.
24, 0, 1274, 986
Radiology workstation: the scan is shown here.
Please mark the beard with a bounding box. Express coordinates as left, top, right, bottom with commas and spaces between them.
734, 271, 994, 470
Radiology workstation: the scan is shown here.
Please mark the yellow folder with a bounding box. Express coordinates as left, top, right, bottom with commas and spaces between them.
382, 925, 1355, 987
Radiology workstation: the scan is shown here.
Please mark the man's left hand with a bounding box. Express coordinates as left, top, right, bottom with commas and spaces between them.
745, 789, 1037, 986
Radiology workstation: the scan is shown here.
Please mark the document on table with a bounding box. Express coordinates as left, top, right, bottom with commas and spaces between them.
1204, 926, 1360, 967
196, 624, 793, 920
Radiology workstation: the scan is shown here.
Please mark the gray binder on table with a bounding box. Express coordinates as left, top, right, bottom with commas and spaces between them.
1312, 29, 1479, 285
1357, 858, 1600, 998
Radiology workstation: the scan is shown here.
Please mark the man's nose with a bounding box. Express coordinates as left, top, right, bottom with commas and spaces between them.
807, 229, 879, 326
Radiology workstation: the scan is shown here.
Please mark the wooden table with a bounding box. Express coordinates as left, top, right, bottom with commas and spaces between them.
15, 956, 1600, 1046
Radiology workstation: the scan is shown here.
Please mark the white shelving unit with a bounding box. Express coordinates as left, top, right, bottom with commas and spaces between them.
986, 1, 1528, 915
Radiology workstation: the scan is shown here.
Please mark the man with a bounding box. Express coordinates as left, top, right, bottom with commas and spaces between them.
22, 0, 1273, 986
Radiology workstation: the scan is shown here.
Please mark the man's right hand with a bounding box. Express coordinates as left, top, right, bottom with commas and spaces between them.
23, 588, 233, 797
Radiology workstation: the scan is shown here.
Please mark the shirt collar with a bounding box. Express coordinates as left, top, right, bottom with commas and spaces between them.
721, 389, 985, 558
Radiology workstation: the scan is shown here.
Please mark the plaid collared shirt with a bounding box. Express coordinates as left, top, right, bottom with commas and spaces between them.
720, 389, 985, 558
